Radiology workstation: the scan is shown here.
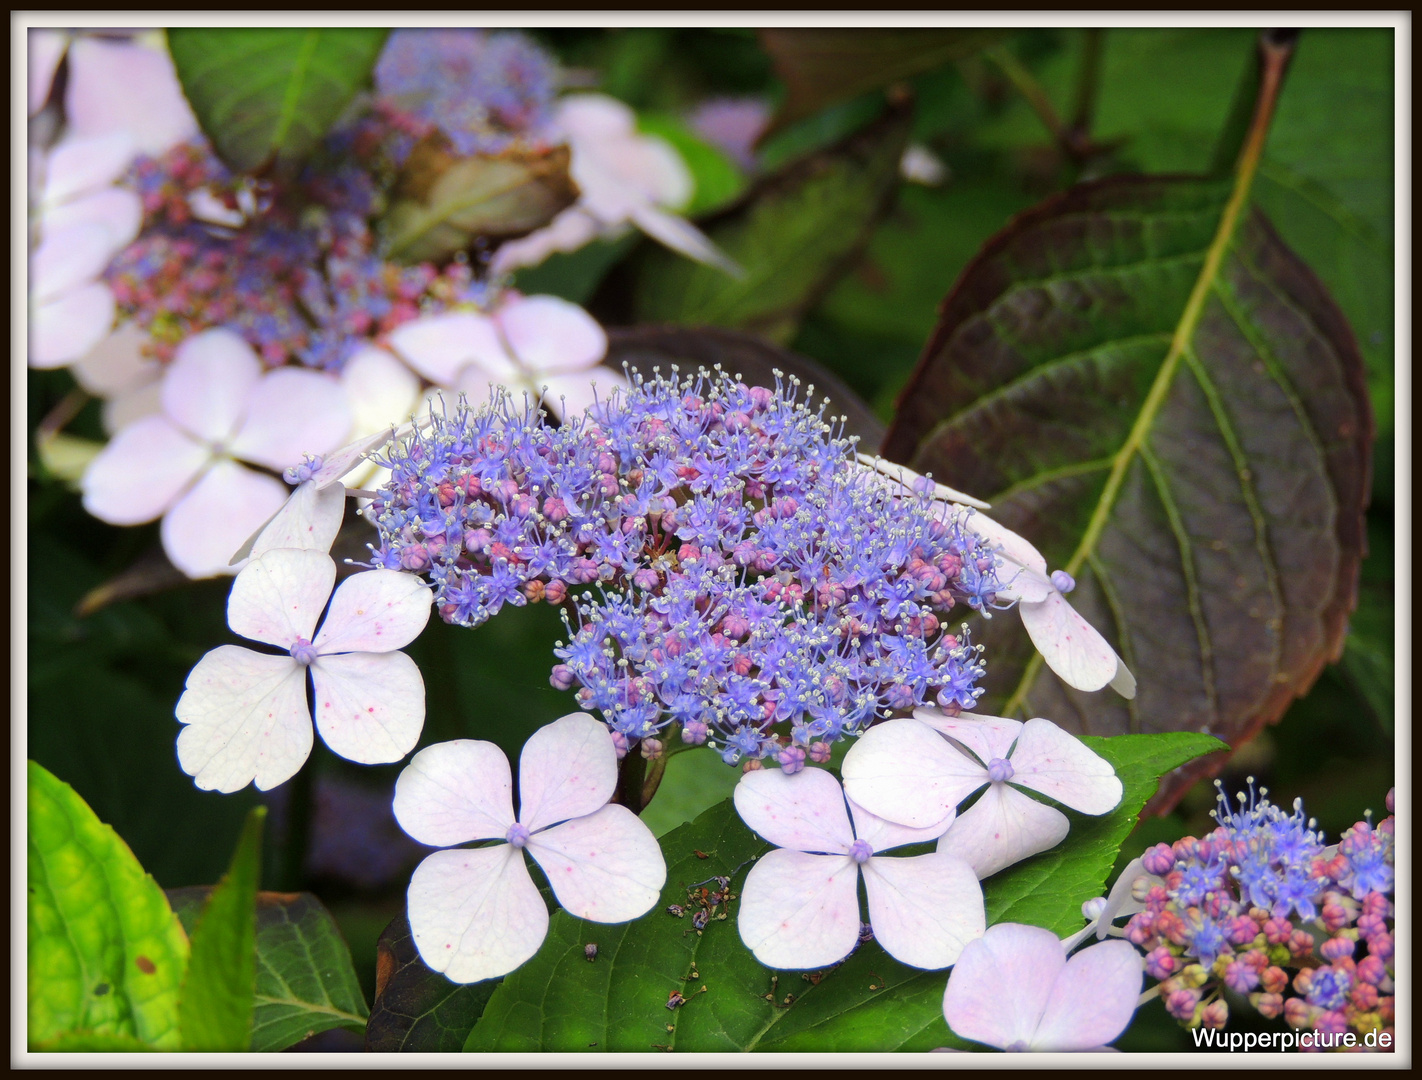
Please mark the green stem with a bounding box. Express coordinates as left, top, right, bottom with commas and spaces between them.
986, 44, 1068, 147
1001, 28, 1298, 720
276, 761, 313, 891
615, 747, 647, 815
1069, 29, 1106, 142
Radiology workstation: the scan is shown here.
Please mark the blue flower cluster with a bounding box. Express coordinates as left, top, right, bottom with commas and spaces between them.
366, 371, 1003, 763
373, 28, 559, 160
1121, 782, 1395, 1040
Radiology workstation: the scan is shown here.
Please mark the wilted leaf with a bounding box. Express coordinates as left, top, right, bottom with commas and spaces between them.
169, 887, 369, 1052
759, 28, 1005, 132
365, 912, 498, 1052
882, 40, 1371, 811
383, 137, 579, 263
630, 101, 912, 343
168, 28, 388, 173
27, 760, 189, 1051
177, 806, 264, 1051
463, 731, 1217, 1051
607, 325, 887, 450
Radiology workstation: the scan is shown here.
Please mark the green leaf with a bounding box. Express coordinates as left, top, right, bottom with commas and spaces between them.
882, 40, 1372, 810
759, 28, 1005, 131
167, 28, 388, 173
630, 100, 913, 343
382, 141, 579, 263
27, 760, 189, 1051
365, 913, 499, 1052
465, 805, 772, 1051
639, 748, 742, 838
463, 731, 1219, 1051
168, 888, 369, 1052
32, 1031, 155, 1052
177, 807, 264, 1051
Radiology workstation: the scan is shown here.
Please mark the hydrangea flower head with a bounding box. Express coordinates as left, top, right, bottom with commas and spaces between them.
175, 547, 431, 791
841, 711, 1122, 861
368, 370, 1005, 763
942, 923, 1143, 1052
393, 713, 666, 983
734, 766, 984, 970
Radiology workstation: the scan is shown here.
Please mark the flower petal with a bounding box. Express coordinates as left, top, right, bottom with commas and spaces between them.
841, 717, 984, 829
854, 453, 991, 510
30, 221, 116, 303
314, 569, 431, 653
737, 848, 861, 970
309, 650, 425, 765
244, 481, 347, 562
734, 766, 855, 854
861, 851, 985, 969
80, 415, 207, 525
175, 645, 311, 793
161, 460, 289, 579
65, 37, 198, 156
629, 202, 743, 277
41, 132, 134, 204
487, 207, 600, 275
526, 804, 666, 922
30, 282, 116, 368
516, 713, 619, 833
1017, 590, 1122, 693
29, 29, 67, 116
1031, 939, 1144, 1051
102, 377, 164, 434
936, 784, 1071, 879
43, 186, 142, 251
846, 797, 954, 855
227, 548, 335, 649
942, 922, 1064, 1052
406, 845, 547, 984
162, 329, 261, 442
1009, 718, 1123, 815
341, 345, 421, 438
388, 311, 515, 385
911, 708, 1021, 766
963, 510, 1053, 603
393, 739, 516, 846
228, 367, 352, 472
70, 322, 159, 397
497, 294, 607, 375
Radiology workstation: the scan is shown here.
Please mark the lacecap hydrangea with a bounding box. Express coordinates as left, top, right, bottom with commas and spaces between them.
365, 371, 1007, 764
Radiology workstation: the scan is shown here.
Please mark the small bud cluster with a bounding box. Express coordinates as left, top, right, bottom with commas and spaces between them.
1125, 782, 1394, 1050
372, 28, 559, 160
367, 371, 1003, 762
106, 136, 485, 370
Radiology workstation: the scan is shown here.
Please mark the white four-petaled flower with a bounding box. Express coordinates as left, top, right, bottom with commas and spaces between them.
176, 547, 430, 792
942, 923, 1143, 1052
81, 328, 351, 578
393, 714, 667, 984
734, 766, 985, 971
841, 711, 1122, 879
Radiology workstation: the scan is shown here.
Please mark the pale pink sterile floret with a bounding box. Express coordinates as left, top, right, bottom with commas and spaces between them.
337, 345, 422, 489
63, 34, 199, 158
80, 328, 352, 578
942, 923, 1143, 1052
490, 94, 739, 278
389, 292, 625, 420
842, 712, 1122, 879
175, 547, 431, 793
734, 766, 984, 971
393, 714, 667, 984
28, 29, 69, 115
